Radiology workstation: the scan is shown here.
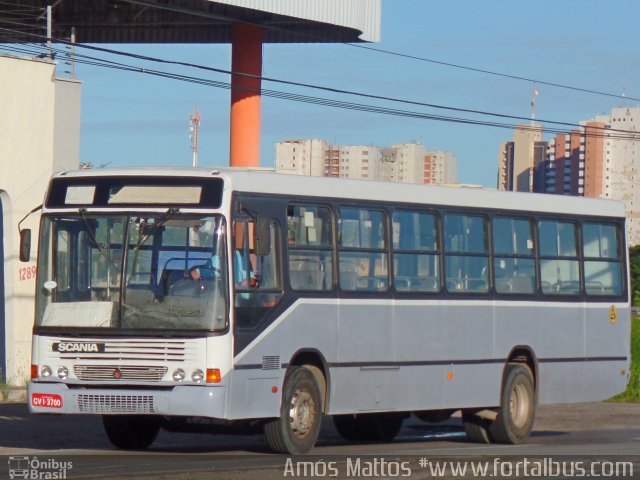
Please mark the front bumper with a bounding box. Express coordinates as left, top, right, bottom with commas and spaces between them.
28, 381, 227, 418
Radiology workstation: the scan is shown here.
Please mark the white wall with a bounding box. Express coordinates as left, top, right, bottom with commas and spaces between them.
0, 55, 81, 385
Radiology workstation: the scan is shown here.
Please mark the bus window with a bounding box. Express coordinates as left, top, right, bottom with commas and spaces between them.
539, 220, 580, 295
338, 208, 388, 292
392, 210, 440, 293
583, 223, 623, 296
493, 217, 536, 295
233, 219, 282, 329
444, 214, 489, 293
287, 205, 333, 291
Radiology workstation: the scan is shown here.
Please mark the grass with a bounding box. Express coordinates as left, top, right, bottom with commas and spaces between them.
612, 313, 640, 402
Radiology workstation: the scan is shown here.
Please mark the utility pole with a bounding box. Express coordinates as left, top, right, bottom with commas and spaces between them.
189, 109, 201, 167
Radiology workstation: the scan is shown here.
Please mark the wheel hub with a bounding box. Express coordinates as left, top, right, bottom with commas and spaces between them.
509, 383, 530, 428
288, 385, 316, 438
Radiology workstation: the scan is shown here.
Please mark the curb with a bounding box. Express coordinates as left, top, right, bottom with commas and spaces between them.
0, 387, 27, 403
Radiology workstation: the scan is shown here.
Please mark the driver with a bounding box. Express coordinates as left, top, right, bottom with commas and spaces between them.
189, 257, 217, 281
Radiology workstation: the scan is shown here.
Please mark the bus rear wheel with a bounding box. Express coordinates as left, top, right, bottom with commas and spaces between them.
489, 364, 535, 444
264, 366, 323, 454
462, 411, 491, 443
102, 415, 160, 450
333, 414, 365, 441
333, 413, 404, 443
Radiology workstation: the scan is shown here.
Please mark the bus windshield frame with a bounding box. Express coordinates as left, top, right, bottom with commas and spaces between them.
34, 212, 229, 333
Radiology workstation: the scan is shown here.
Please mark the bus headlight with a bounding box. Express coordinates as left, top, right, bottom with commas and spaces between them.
40, 366, 52, 378
191, 369, 205, 383
172, 369, 185, 382
57, 366, 68, 379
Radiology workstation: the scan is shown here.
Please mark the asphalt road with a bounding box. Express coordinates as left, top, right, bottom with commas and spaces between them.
0, 402, 639, 479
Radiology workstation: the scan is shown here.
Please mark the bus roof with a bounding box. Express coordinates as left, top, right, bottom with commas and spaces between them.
52, 167, 626, 218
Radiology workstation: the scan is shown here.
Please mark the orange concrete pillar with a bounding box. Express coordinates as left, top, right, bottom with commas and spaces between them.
230, 22, 263, 167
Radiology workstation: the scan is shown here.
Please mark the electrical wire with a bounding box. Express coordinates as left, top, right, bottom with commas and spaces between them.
1, 26, 638, 141
1, 39, 637, 143
112, 0, 640, 104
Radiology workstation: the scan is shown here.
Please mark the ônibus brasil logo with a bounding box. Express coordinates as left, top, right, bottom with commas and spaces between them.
8, 456, 72, 479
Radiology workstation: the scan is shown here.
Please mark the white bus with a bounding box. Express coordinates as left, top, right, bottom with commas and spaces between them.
26, 168, 631, 454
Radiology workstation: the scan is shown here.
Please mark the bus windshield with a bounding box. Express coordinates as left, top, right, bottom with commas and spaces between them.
35, 213, 228, 331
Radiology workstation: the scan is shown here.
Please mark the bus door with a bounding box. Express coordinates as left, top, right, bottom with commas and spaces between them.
0, 195, 5, 383
231, 197, 283, 354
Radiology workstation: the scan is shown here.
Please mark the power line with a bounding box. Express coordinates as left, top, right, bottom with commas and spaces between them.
346, 43, 640, 104
1, 40, 637, 143
1, 26, 638, 140
114, 0, 639, 104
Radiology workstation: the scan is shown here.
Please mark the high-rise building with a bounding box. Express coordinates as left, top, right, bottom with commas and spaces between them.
274, 139, 327, 176
542, 131, 582, 196
275, 140, 457, 186
424, 150, 458, 185
514, 124, 543, 192
497, 124, 543, 192
497, 141, 515, 191
499, 109, 640, 245
595, 108, 640, 245
335, 145, 380, 180
376, 143, 425, 184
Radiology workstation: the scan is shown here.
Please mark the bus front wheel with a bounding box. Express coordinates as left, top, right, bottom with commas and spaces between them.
102, 415, 160, 450
489, 364, 535, 444
264, 366, 323, 454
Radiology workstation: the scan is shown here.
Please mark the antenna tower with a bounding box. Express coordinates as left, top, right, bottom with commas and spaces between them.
530, 82, 539, 125
189, 109, 201, 167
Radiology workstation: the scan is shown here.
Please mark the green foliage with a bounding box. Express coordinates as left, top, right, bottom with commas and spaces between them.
614, 314, 639, 402
631, 246, 640, 306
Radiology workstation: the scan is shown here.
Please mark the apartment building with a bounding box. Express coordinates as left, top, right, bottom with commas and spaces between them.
498, 109, 640, 245
423, 150, 459, 185
276, 140, 457, 186
595, 108, 640, 245
497, 124, 544, 193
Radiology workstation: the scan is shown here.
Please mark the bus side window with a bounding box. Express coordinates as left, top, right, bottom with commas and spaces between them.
583, 223, 623, 297
338, 208, 388, 292
392, 210, 440, 293
444, 214, 489, 294
539, 220, 580, 295
492, 217, 537, 295
287, 205, 334, 291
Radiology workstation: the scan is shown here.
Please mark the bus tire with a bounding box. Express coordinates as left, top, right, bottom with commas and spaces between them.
489, 364, 535, 444
357, 413, 404, 442
415, 409, 455, 423
333, 414, 366, 441
462, 411, 491, 443
264, 366, 323, 454
102, 415, 160, 450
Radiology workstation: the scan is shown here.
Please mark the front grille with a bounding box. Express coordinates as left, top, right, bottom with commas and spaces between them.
52, 339, 195, 362
74, 365, 168, 382
77, 394, 155, 414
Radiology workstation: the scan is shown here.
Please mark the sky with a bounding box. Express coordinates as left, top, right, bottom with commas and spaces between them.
73, 0, 640, 187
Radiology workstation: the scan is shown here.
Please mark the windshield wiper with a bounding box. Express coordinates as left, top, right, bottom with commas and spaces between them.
134, 207, 180, 252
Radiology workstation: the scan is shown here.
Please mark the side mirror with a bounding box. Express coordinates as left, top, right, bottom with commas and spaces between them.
254, 218, 271, 256
19, 229, 31, 262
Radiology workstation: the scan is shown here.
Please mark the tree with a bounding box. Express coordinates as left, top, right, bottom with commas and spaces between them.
631, 245, 640, 306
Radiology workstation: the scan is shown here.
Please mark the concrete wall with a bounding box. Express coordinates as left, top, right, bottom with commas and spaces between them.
0, 55, 81, 385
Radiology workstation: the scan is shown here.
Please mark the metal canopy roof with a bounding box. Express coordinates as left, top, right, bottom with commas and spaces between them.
2, 0, 381, 44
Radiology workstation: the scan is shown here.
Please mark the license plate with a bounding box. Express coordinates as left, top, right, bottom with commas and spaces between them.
32, 393, 63, 408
